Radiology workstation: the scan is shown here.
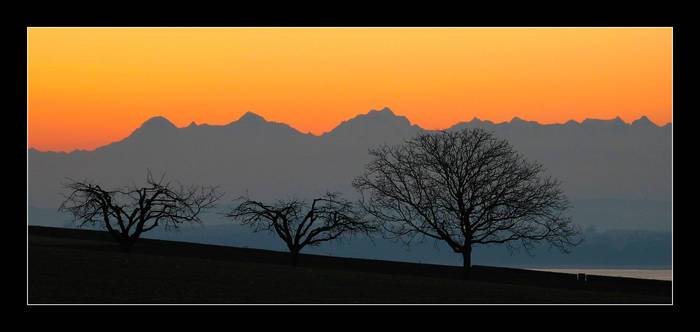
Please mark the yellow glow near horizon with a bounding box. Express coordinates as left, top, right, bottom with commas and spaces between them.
28, 27, 672, 152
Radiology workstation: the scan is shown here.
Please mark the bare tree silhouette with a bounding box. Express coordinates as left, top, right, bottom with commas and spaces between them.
353, 128, 583, 278
226, 192, 376, 266
59, 171, 222, 252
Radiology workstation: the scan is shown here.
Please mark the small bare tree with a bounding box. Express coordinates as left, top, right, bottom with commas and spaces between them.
226, 192, 376, 266
58, 171, 222, 252
353, 128, 583, 278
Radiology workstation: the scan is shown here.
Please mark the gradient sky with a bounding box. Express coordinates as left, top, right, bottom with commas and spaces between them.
28, 27, 672, 152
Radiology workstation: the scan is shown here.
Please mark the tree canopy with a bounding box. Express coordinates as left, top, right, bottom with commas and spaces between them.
59, 171, 222, 252
226, 192, 376, 265
353, 128, 583, 274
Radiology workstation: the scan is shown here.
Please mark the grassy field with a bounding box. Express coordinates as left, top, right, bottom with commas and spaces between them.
27, 226, 672, 304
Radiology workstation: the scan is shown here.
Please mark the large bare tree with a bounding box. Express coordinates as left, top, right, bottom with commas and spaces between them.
352, 128, 583, 277
226, 192, 376, 266
59, 172, 222, 252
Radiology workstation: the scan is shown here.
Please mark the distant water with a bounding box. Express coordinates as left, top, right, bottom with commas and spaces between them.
527, 268, 672, 281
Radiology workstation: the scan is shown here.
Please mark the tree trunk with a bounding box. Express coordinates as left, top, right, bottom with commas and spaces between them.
462, 245, 472, 279
290, 250, 300, 267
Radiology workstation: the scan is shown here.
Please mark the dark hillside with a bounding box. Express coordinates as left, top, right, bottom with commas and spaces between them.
28, 226, 672, 304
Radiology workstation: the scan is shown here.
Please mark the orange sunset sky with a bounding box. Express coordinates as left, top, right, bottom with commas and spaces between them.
28, 27, 672, 152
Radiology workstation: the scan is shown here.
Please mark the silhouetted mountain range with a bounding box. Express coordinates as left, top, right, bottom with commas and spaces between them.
29, 107, 671, 232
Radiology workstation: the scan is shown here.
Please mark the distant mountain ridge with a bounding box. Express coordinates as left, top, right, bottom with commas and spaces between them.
28, 108, 670, 155
28, 107, 671, 232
